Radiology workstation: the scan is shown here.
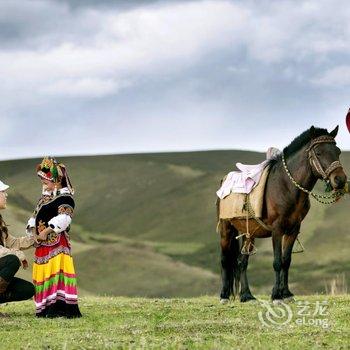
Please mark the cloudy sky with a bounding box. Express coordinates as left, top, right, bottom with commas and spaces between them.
0, 0, 349, 160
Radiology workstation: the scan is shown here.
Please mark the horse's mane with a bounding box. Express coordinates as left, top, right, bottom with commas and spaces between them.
268, 126, 330, 167
283, 126, 329, 157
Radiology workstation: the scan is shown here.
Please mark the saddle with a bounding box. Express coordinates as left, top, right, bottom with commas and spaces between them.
218, 166, 270, 219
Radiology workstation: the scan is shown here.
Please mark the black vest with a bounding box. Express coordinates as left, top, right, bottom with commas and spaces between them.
34, 193, 75, 246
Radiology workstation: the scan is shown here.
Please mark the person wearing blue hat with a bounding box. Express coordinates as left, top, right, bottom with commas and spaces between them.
0, 180, 35, 310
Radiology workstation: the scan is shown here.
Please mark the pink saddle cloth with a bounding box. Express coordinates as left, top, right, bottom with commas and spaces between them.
216, 147, 281, 199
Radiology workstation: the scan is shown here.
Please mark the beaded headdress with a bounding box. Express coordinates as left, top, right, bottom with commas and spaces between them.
36, 156, 74, 194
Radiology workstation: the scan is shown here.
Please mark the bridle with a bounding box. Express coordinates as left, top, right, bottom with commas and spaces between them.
282, 135, 345, 203
305, 136, 342, 180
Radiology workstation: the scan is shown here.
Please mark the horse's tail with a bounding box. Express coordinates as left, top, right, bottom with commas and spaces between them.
217, 193, 241, 299
232, 233, 240, 299
216, 178, 224, 233
215, 197, 220, 233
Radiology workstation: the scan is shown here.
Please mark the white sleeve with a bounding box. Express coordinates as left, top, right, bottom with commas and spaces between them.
26, 217, 36, 237
48, 214, 72, 234
26, 217, 35, 229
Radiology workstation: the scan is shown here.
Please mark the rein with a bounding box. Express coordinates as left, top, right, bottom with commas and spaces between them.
282, 136, 345, 204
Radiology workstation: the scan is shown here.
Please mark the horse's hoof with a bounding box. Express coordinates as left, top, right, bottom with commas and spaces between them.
240, 295, 257, 303
247, 299, 258, 304
220, 298, 229, 305
241, 299, 258, 304
283, 296, 295, 303
272, 299, 284, 305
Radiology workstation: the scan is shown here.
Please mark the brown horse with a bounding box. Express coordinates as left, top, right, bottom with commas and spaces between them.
217, 126, 347, 303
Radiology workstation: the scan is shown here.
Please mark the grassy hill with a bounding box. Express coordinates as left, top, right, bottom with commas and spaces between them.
1, 150, 349, 297
0, 295, 349, 349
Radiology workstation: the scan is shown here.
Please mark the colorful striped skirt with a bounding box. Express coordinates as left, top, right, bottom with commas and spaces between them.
33, 234, 82, 318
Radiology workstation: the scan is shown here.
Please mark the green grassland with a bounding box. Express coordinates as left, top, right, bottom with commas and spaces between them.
1, 150, 349, 298
0, 295, 349, 349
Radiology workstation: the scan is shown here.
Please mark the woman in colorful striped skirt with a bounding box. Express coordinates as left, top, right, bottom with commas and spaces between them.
27, 157, 82, 318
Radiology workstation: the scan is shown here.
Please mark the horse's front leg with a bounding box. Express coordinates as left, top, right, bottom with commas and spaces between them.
271, 229, 283, 301
280, 229, 299, 301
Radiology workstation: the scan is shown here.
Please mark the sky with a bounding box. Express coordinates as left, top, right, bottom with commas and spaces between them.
0, 0, 349, 160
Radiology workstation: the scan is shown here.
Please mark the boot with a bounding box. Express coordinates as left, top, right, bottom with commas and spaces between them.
0, 276, 9, 294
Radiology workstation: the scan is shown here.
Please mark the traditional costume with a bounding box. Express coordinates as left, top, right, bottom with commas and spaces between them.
28, 157, 82, 318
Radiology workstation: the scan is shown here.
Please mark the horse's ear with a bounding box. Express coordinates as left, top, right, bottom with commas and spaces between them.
329, 125, 339, 138
309, 126, 316, 138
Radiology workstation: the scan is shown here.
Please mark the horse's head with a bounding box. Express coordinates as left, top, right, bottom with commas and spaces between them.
308, 125, 347, 190
307, 126, 347, 190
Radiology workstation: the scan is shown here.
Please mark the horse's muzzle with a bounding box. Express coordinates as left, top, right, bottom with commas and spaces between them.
330, 169, 347, 190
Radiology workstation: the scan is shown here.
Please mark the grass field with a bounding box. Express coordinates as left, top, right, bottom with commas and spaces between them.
0, 295, 349, 349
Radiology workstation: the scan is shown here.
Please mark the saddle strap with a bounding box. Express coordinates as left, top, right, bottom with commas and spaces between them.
242, 195, 305, 255
244, 194, 272, 232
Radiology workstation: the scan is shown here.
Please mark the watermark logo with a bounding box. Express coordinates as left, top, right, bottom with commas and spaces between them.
258, 300, 292, 327
258, 300, 329, 328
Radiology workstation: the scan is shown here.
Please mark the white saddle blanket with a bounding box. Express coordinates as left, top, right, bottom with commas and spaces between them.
218, 166, 270, 219
216, 161, 268, 199
216, 147, 281, 199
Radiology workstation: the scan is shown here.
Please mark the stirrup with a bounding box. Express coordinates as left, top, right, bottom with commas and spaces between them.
292, 238, 305, 254
241, 241, 257, 256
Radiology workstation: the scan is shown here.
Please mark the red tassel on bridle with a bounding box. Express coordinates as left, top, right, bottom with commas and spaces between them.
346, 108, 350, 133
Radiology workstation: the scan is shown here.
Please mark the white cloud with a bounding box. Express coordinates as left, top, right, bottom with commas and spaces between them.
0, 0, 350, 159
0, 1, 248, 103
311, 65, 350, 87
41, 78, 127, 97
1, 0, 350, 103
243, 0, 350, 63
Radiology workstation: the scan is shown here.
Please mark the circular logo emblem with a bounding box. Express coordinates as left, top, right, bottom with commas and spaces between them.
258, 300, 293, 327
